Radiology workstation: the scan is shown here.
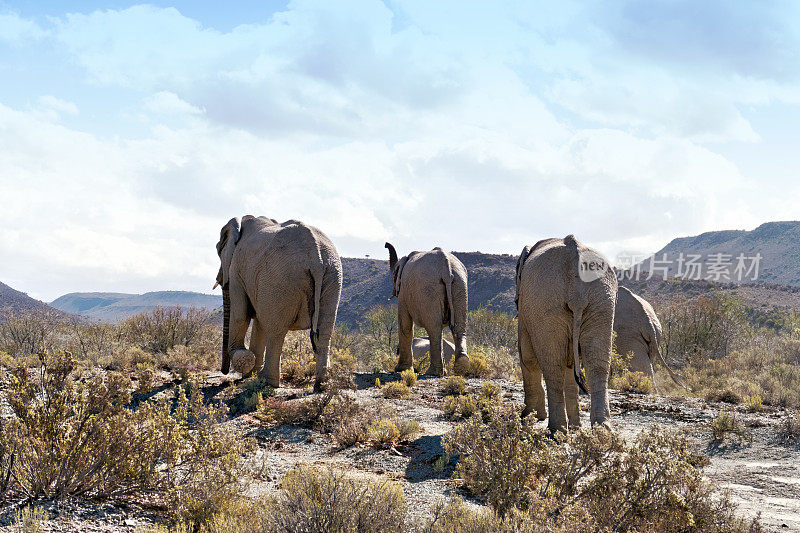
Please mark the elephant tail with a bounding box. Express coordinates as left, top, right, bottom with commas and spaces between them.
565, 234, 589, 394
445, 267, 456, 330
571, 306, 589, 394
310, 264, 323, 351
651, 322, 685, 389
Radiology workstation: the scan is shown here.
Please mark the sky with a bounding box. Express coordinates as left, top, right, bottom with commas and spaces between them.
1, 1, 799, 301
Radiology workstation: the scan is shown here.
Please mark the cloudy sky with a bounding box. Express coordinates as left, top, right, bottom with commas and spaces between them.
1, 1, 799, 301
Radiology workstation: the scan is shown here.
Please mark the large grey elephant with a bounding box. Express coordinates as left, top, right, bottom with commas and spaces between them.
385, 243, 469, 376
215, 216, 342, 390
614, 286, 681, 391
516, 235, 617, 432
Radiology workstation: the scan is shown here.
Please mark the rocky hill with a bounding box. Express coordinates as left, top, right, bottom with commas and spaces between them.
50, 291, 222, 322
0, 281, 63, 320
637, 221, 800, 286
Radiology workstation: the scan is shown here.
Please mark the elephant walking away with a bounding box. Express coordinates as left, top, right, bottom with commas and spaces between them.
516, 235, 617, 432
614, 286, 682, 392
215, 216, 343, 391
385, 243, 470, 376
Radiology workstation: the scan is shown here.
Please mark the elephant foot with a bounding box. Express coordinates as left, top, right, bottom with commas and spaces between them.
230, 349, 256, 376
453, 354, 471, 375
425, 366, 444, 377
394, 363, 413, 373
522, 402, 547, 421
256, 370, 280, 389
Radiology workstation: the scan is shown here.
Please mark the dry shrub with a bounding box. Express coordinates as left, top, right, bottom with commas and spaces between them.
711, 412, 752, 444
611, 370, 654, 394
260, 371, 418, 449
121, 306, 218, 355
134, 361, 156, 394
0, 351, 253, 524
744, 394, 763, 412
332, 347, 357, 370
0, 309, 65, 356
468, 308, 516, 350
382, 381, 410, 398
780, 409, 800, 444
452, 349, 490, 378
443, 382, 502, 421
12, 505, 48, 533
445, 403, 759, 531
230, 376, 276, 415
442, 375, 466, 396
400, 368, 417, 387
366, 418, 420, 447
271, 465, 405, 533
706, 388, 742, 405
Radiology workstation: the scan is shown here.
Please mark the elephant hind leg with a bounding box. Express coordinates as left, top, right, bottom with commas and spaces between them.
426, 327, 444, 377
249, 318, 267, 376
519, 321, 546, 420
582, 337, 612, 427
258, 331, 287, 389
395, 306, 414, 372
564, 364, 581, 428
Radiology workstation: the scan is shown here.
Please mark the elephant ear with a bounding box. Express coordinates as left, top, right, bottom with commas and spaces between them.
393, 256, 409, 297
515, 245, 533, 311
216, 217, 242, 287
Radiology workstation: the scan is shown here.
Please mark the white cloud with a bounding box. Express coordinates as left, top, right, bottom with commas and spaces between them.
143, 91, 203, 116
0, 11, 45, 44
38, 95, 79, 116
0, 1, 798, 300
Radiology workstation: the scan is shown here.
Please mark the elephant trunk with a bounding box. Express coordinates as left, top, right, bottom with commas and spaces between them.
385, 242, 398, 273
221, 286, 231, 374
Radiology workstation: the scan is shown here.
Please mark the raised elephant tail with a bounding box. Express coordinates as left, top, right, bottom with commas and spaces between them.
310, 264, 323, 352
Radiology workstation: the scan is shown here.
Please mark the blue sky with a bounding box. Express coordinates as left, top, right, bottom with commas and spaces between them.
1, 1, 799, 300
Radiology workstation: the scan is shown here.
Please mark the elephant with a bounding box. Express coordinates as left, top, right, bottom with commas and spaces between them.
613, 286, 681, 391
215, 215, 342, 391
412, 337, 456, 368
515, 235, 617, 432
385, 243, 470, 376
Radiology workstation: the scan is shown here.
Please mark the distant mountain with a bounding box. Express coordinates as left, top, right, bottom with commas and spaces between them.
51, 291, 222, 322
0, 281, 63, 320
635, 221, 800, 287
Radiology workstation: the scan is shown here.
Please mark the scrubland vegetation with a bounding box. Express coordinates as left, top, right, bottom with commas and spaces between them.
1, 290, 798, 530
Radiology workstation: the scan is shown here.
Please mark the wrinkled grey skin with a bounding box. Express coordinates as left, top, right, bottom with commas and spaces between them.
385, 243, 469, 376
412, 337, 456, 367
614, 286, 681, 392
516, 235, 617, 432
216, 216, 342, 391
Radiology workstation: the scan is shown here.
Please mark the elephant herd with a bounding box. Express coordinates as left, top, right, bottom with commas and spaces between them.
214, 215, 676, 432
